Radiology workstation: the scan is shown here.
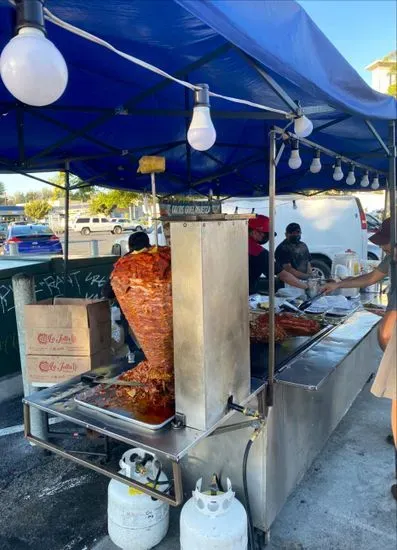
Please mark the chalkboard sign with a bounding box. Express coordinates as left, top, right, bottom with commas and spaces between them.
0, 257, 116, 378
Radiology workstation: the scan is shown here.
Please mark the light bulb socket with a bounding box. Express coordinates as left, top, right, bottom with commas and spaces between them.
313, 149, 321, 159
335, 157, 342, 168
193, 84, 210, 107
15, 0, 46, 35
291, 139, 299, 151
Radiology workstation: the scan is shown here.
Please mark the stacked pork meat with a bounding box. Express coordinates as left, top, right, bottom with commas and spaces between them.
111, 247, 174, 410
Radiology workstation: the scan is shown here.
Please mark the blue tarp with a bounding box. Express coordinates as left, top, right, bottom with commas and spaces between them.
0, 0, 396, 196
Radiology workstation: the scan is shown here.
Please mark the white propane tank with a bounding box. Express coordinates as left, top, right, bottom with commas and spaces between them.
108, 448, 169, 550
180, 477, 248, 550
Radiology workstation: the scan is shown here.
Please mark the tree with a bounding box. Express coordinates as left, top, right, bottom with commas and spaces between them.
89, 190, 141, 216
25, 191, 41, 202
48, 172, 96, 202
13, 191, 27, 204
25, 200, 52, 221
0, 182, 6, 205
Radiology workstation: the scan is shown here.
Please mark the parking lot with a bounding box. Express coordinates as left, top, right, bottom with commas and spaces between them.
61, 231, 122, 257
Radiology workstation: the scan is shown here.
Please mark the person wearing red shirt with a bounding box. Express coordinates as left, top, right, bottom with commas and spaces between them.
248, 215, 309, 295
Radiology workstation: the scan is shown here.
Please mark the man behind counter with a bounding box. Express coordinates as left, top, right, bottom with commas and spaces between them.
249, 215, 308, 295
275, 222, 312, 280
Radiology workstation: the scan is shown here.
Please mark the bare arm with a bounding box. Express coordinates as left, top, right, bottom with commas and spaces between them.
378, 309, 397, 351
323, 268, 386, 294
282, 263, 311, 280
278, 269, 308, 290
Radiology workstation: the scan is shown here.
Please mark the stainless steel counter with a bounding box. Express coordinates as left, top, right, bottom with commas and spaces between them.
24, 310, 379, 460
274, 309, 379, 390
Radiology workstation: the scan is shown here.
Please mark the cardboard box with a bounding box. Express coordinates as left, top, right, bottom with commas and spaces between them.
25, 298, 111, 356
26, 349, 111, 385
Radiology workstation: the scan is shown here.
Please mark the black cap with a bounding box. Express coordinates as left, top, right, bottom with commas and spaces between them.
286, 223, 301, 233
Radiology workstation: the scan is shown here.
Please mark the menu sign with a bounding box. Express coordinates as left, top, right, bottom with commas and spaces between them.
159, 200, 221, 217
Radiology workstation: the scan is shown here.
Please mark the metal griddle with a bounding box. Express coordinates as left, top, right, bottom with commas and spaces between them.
251, 323, 333, 379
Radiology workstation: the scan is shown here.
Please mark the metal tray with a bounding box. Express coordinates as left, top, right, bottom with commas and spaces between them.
75, 386, 175, 431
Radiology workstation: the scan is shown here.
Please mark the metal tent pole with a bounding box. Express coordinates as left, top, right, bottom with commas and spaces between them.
389, 121, 396, 290
267, 129, 277, 407
64, 162, 70, 296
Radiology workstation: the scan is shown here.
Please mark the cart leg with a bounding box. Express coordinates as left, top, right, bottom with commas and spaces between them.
255, 527, 270, 548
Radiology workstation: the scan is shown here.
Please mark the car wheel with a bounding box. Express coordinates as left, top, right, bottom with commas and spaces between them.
134, 225, 143, 232
114, 226, 122, 235
81, 227, 90, 236
310, 259, 331, 279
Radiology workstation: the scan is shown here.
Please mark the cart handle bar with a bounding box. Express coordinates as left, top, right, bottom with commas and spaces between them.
23, 403, 183, 507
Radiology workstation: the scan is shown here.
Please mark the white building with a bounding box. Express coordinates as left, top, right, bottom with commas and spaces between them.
365, 51, 396, 94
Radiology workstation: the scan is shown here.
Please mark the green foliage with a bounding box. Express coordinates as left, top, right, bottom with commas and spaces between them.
388, 83, 397, 97
24, 200, 52, 221
89, 190, 140, 216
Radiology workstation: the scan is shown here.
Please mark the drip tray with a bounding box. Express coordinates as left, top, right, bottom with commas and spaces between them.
75, 386, 175, 431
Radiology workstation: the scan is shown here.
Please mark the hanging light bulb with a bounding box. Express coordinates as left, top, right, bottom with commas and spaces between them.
333, 158, 344, 182
360, 170, 370, 187
310, 150, 321, 173
288, 139, 302, 169
0, 1, 68, 106
371, 174, 380, 190
346, 164, 356, 186
187, 84, 216, 151
294, 115, 313, 138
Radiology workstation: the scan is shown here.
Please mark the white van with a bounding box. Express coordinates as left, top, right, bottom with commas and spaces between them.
222, 195, 369, 278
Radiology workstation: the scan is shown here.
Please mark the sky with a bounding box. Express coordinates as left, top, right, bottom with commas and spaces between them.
1, 0, 396, 196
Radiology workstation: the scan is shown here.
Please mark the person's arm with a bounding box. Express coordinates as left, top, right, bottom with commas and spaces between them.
278, 269, 308, 290
378, 309, 397, 351
282, 263, 312, 280
322, 268, 386, 294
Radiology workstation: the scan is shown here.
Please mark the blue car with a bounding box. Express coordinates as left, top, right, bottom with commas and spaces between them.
3, 224, 63, 255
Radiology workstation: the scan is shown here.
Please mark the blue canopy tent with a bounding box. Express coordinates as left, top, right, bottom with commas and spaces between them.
0, 0, 395, 198
7, 3, 397, 525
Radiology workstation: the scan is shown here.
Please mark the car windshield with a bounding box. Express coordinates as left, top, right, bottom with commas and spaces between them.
11, 225, 54, 237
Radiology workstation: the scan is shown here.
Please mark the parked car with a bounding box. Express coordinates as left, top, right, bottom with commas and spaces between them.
3, 224, 63, 255
366, 213, 381, 234
110, 218, 145, 232
72, 217, 125, 235
223, 195, 369, 279
0, 223, 8, 243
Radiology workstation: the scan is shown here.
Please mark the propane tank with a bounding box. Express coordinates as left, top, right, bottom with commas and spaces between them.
180, 477, 248, 550
108, 448, 169, 550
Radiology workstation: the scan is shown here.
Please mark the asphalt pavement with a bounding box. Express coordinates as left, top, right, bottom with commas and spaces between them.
60, 231, 122, 257
0, 380, 396, 550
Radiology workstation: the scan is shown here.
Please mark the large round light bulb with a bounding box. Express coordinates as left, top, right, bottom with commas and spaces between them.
360, 173, 370, 187
346, 169, 356, 186
371, 175, 380, 190
310, 151, 321, 173
187, 105, 216, 151
294, 115, 313, 138
333, 166, 344, 182
0, 28, 68, 106
288, 149, 302, 170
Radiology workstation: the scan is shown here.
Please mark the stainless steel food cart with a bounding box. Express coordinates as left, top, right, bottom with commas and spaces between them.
23, 215, 382, 537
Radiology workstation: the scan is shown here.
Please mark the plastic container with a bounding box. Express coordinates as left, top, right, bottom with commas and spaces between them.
331, 250, 360, 298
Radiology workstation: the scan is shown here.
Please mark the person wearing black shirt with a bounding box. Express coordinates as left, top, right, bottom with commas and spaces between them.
248, 216, 308, 295
275, 223, 312, 280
